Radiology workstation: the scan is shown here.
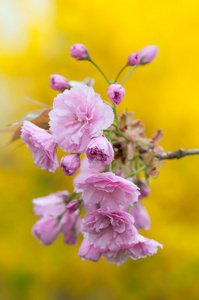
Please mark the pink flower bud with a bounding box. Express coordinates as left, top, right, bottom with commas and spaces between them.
32, 216, 61, 245
140, 45, 158, 64
127, 51, 141, 66
86, 136, 114, 168
66, 200, 81, 214
107, 84, 125, 105
60, 154, 80, 176
70, 43, 89, 60
50, 74, 70, 92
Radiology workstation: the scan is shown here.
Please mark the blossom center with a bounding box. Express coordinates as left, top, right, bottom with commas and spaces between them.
89, 148, 108, 162
114, 92, 120, 99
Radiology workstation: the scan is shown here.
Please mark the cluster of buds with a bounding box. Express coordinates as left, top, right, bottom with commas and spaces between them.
19, 43, 163, 266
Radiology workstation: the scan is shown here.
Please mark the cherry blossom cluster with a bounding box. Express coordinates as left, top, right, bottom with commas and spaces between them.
20, 43, 163, 266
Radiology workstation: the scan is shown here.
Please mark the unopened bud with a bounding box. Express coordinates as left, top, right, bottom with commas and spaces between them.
50, 74, 70, 92
66, 200, 81, 214
60, 154, 80, 176
127, 51, 140, 66
140, 45, 158, 64
107, 84, 125, 105
86, 136, 114, 168
70, 43, 89, 60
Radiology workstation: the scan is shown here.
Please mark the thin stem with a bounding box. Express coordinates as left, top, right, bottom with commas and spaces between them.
155, 148, 199, 160
108, 163, 112, 172
114, 65, 128, 83
125, 165, 147, 179
113, 104, 118, 123
120, 64, 140, 85
112, 122, 119, 130
55, 210, 66, 226
88, 58, 111, 85
103, 100, 112, 107
104, 129, 130, 142
71, 204, 83, 231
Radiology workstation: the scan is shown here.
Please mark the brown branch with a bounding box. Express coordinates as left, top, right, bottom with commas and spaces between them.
154, 148, 199, 160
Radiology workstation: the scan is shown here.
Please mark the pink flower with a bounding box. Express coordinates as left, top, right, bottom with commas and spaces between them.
130, 203, 151, 230
78, 238, 102, 262
140, 45, 158, 64
50, 74, 70, 92
75, 172, 140, 211
127, 51, 140, 66
107, 84, 125, 105
32, 190, 82, 245
61, 210, 82, 245
70, 43, 89, 60
33, 191, 69, 218
32, 216, 61, 245
21, 120, 59, 173
82, 208, 138, 250
129, 234, 163, 259
73, 157, 104, 186
86, 136, 114, 168
49, 85, 114, 153
103, 234, 163, 266
60, 154, 80, 176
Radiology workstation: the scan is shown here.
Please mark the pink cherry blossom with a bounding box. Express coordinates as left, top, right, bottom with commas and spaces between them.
61, 210, 81, 245
107, 84, 125, 105
129, 234, 163, 259
78, 238, 102, 262
86, 136, 114, 168
33, 191, 69, 218
32, 216, 62, 245
103, 234, 163, 266
82, 208, 138, 250
21, 120, 59, 172
73, 157, 104, 186
60, 154, 80, 176
50, 74, 70, 92
130, 202, 151, 230
70, 43, 89, 60
75, 172, 140, 211
49, 85, 114, 153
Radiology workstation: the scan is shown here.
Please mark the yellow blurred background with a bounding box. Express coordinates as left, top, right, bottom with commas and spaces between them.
1, 0, 199, 299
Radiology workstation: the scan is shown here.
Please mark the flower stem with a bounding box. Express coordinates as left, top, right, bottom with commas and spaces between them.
112, 122, 119, 130
88, 58, 111, 85
125, 165, 147, 179
113, 104, 118, 123
104, 129, 130, 142
120, 64, 140, 85
114, 65, 128, 83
